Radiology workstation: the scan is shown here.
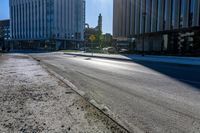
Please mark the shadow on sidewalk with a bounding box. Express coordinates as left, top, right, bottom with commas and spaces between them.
123, 54, 200, 90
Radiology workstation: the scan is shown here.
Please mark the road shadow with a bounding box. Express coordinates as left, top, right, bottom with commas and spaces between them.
8, 50, 56, 54
123, 55, 200, 90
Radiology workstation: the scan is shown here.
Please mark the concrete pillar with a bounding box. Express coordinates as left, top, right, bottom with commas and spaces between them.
64, 41, 67, 49
135, 0, 141, 34
30, 2, 32, 39
122, 0, 127, 36
141, 0, 146, 34
130, 0, 135, 35
118, 0, 123, 36
183, 0, 190, 28
43, 0, 46, 38
56, 41, 61, 50
163, 35, 168, 50
33, 0, 36, 38
157, 0, 164, 31
165, 0, 172, 30
126, 0, 131, 36
173, 0, 180, 29
145, 0, 152, 33
151, 0, 158, 32
193, 0, 200, 26
36, 0, 39, 38
20, 2, 23, 39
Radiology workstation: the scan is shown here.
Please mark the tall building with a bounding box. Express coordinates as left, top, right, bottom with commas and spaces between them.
0, 20, 10, 49
0, 20, 10, 41
96, 14, 103, 47
97, 14, 102, 33
113, 0, 200, 55
84, 14, 103, 48
9, 0, 85, 49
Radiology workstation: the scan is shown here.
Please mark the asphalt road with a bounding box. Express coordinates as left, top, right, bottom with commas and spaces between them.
32, 53, 200, 133
0, 54, 128, 133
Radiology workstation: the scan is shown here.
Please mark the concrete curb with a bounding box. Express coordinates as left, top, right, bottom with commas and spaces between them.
64, 53, 200, 66
64, 53, 132, 62
31, 56, 143, 133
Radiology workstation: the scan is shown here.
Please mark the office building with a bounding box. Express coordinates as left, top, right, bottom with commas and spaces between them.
0, 19, 10, 49
0, 20, 10, 40
9, 0, 85, 49
113, 0, 200, 55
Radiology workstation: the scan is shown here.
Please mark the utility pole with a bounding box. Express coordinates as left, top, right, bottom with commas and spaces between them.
89, 35, 96, 56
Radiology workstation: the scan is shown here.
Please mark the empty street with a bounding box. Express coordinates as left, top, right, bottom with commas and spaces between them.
32, 53, 200, 133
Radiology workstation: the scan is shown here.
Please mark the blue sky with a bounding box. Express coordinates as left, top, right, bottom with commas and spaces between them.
0, 0, 113, 34
86, 0, 113, 33
0, 0, 9, 20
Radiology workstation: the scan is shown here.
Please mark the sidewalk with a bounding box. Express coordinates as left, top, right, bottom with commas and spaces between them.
64, 52, 200, 66
0, 54, 127, 133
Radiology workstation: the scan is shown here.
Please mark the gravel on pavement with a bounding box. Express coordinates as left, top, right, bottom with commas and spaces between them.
0, 54, 128, 133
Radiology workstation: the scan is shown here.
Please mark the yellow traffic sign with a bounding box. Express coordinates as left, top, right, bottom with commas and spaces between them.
89, 35, 96, 42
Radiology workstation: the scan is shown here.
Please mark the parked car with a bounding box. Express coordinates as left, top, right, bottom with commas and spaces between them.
119, 48, 129, 54
103, 47, 116, 54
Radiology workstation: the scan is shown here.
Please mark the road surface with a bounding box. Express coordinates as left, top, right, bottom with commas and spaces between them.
0, 54, 128, 133
32, 53, 200, 133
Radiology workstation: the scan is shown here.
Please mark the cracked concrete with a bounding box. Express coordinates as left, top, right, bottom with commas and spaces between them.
0, 54, 128, 133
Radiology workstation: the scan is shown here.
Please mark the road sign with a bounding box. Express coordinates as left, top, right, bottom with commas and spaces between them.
89, 35, 96, 42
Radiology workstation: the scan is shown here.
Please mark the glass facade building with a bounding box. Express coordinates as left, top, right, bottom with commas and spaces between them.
0, 20, 10, 41
9, 0, 85, 42
0, 20, 10, 49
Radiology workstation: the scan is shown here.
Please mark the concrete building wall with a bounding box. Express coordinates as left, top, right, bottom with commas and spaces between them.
113, 0, 200, 53
157, 0, 164, 31
145, 0, 152, 33
113, 0, 117, 36
183, 0, 190, 28
130, 0, 135, 35
125, 0, 131, 36
135, 0, 141, 34
141, 0, 146, 34
113, 0, 200, 36
165, 0, 172, 30
173, 0, 181, 29
193, 0, 200, 26
151, 0, 158, 32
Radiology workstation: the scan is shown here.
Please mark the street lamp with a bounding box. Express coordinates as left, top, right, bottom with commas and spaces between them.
142, 12, 146, 56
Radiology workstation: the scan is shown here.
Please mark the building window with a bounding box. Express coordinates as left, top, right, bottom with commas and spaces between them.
171, 0, 175, 29
35, 3, 37, 37
157, 0, 165, 31
129, 0, 132, 34
189, 0, 194, 27
163, 0, 167, 30
149, 0, 152, 32
140, 0, 145, 33
29, 2, 31, 38
121, 0, 127, 35
137, 0, 141, 34
32, 2, 34, 34
46, 0, 54, 37
157, 0, 161, 31
199, 1, 200, 25
39, 1, 40, 36
151, 0, 159, 32
179, 0, 184, 28
19, 4, 21, 38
